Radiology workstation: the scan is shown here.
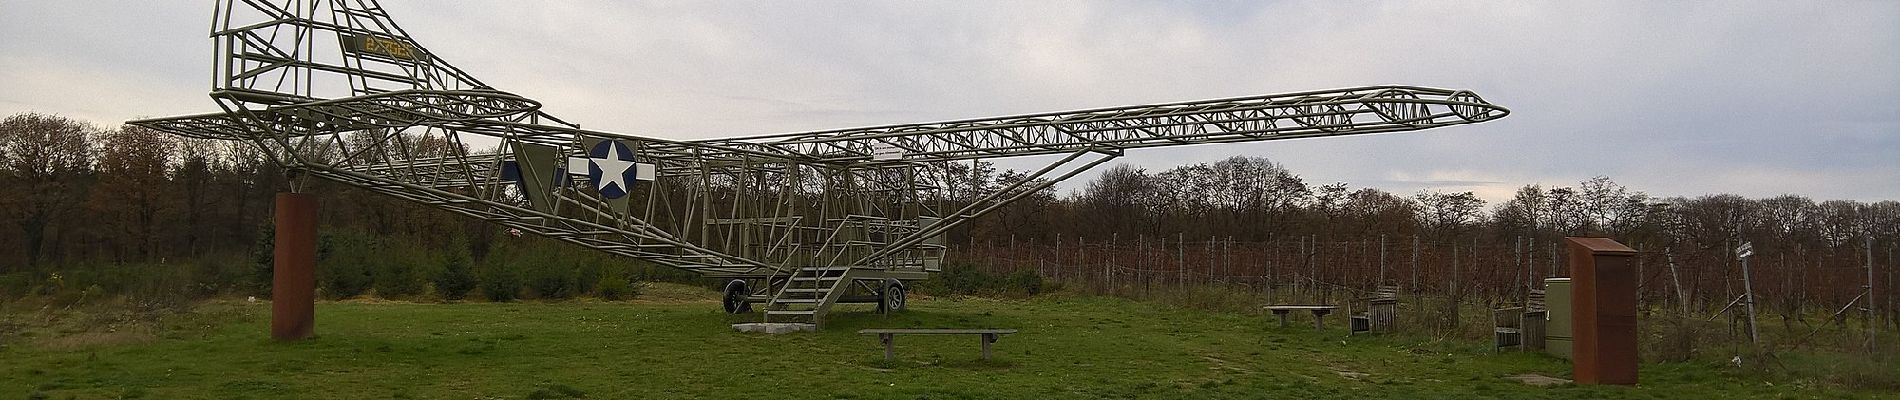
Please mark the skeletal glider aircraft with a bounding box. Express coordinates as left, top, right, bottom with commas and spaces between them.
132, 1, 1510, 325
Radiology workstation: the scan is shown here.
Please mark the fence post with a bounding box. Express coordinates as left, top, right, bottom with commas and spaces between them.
1516, 236, 1525, 299
1868, 236, 1877, 353
1450, 243, 1461, 330
1379, 235, 1388, 285
1551, 240, 1559, 280
1055, 234, 1062, 283
1529, 236, 1537, 286
1088, 236, 1097, 293
1665, 244, 1688, 315
1411, 235, 1420, 297
1203, 236, 1212, 286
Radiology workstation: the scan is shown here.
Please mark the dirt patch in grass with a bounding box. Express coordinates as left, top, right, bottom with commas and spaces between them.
317, 282, 719, 305
626, 282, 718, 303
2, 297, 255, 352
37, 329, 157, 350
1504, 373, 1572, 386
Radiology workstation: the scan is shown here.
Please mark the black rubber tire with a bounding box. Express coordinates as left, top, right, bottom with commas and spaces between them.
879, 279, 907, 314
721, 279, 752, 314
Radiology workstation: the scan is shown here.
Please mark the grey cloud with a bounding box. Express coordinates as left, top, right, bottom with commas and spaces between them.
1, 1, 1893, 204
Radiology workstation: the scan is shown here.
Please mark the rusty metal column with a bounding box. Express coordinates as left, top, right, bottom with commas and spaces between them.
272, 193, 316, 340
1566, 237, 1638, 385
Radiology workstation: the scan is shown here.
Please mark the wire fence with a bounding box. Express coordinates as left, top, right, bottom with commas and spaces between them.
949, 234, 1897, 352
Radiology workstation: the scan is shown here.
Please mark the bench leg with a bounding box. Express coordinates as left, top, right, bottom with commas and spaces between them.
881, 333, 894, 361
1313, 313, 1325, 331
1277, 312, 1288, 328
981, 333, 995, 360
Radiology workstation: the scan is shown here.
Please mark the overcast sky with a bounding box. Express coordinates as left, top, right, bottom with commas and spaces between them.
3, 1, 1895, 204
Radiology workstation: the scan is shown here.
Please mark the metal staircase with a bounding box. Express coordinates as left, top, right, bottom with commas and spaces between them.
763, 266, 857, 324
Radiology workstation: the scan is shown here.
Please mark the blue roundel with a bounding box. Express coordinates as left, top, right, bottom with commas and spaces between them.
585, 140, 639, 199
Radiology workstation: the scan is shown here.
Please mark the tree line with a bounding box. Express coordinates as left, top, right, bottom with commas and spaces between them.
950, 154, 1899, 339
2, 111, 1895, 323
0, 112, 688, 302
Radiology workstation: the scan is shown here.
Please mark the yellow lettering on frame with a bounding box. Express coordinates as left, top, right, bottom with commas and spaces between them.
358, 36, 415, 60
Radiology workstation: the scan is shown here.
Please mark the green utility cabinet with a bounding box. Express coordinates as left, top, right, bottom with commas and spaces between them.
1545, 277, 1573, 359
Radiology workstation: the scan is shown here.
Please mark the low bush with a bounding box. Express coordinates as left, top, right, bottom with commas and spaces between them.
523, 258, 577, 300
0, 272, 27, 298
573, 256, 603, 296
434, 243, 477, 301
185, 255, 251, 297
1007, 269, 1043, 296
596, 275, 638, 301
479, 260, 521, 302
372, 242, 430, 298
316, 232, 375, 299
919, 262, 1046, 297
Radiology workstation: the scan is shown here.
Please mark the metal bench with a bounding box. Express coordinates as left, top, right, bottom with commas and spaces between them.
858, 328, 1018, 361
1263, 305, 1339, 330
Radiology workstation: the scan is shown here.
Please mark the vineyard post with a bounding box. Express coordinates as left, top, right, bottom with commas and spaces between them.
1516, 236, 1525, 299
1738, 241, 1761, 348
1667, 245, 1688, 315
1379, 235, 1388, 285
1411, 235, 1420, 299
1224, 237, 1232, 286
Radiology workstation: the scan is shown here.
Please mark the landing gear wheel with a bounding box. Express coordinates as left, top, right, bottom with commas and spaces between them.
721, 279, 752, 314
879, 279, 907, 314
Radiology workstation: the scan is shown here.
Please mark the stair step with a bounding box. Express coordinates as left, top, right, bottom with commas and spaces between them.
774, 299, 819, 304
782, 288, 828, 293
791, 276, 842, 282
767, 310, 815, 316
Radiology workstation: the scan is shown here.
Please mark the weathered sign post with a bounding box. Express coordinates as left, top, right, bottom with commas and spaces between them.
1737, 241, 1760, 347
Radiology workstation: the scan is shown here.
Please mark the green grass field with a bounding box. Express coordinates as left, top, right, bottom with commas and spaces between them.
0, 284, 1887, 399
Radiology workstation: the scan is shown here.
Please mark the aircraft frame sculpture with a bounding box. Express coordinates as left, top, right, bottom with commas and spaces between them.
132, 0, 1510, 325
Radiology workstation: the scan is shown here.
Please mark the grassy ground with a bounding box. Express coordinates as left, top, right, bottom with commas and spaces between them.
0, 284, 1888, 399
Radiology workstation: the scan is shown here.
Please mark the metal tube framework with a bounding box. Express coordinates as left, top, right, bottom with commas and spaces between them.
130, 0, 1510, 296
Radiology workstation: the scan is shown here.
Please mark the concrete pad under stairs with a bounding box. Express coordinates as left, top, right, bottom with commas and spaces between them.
732, 322, 818, 334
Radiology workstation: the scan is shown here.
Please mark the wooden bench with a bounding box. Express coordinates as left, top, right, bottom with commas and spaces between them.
1494, 289, 1548, 352
1263, 305, 1339, 330
1347, 285, 1401, 336
858, 328, 1018, 361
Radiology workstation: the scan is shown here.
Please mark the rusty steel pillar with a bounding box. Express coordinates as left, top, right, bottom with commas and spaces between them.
272, 192, 317, 341
1566, 237, 1638, 385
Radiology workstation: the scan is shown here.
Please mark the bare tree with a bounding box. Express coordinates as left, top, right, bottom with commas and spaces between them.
0, 113, 97, 267
1077, 164, 1155, 238
1578, 176, 1650, 236
93, 125, 178, 260
1414, 190, 1485, 236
